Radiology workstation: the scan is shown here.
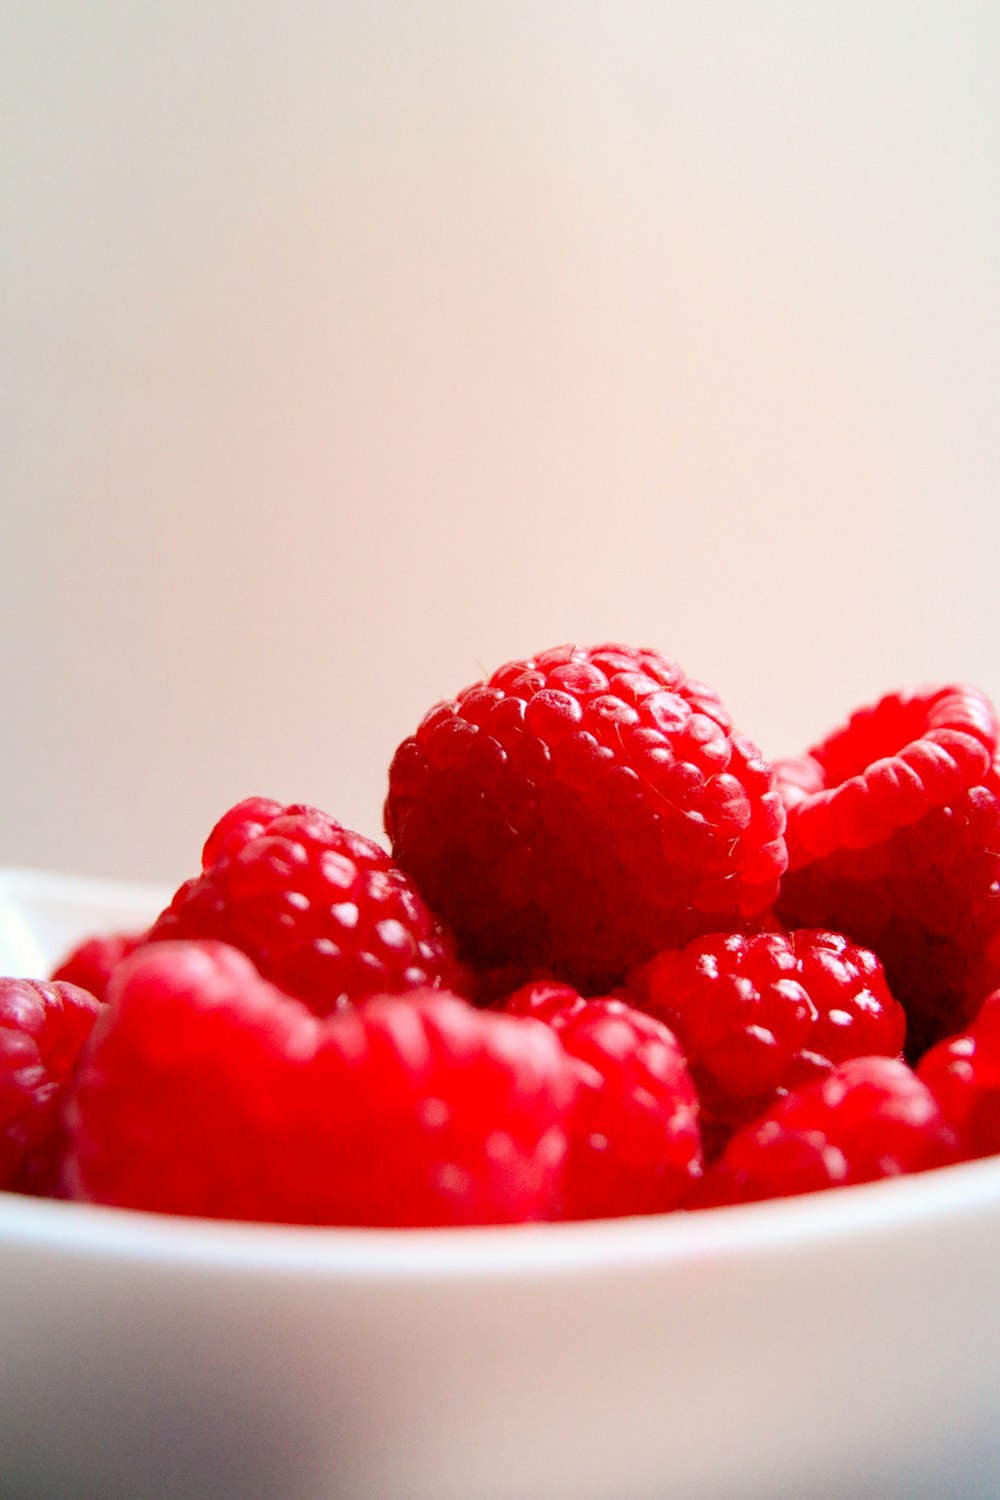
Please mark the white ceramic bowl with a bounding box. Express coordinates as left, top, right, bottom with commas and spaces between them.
2, 867, 1000, 1500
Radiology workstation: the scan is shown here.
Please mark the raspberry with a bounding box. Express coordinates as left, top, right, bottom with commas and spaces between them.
501, 978, 588, 1025
501, 982, 702, 1218
63, 943, 576, 1227
628, 929, 906, 1157
695, 1056, 959, 1209
385, 644, 787, 993
774, 684, 1000, 1055
918, 989, 1000, 1159
144, 798, 464, 1017
1, 977, 102, 1194
51, 931, 144, 1002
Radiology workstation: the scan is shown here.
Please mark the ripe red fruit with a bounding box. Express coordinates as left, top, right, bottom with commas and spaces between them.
695, 1056, 960, 1209
63, 942, 576, 1227
500, 983, 702, 1218
51, 931, 144, 1003
774, 684, 1000, 1055
145, 798, 464, 1017
918, 989, 1000, 1159
629, 929, 906, 1157
1, 977, 102, 1194
500, 979, 588, 1025
385, 644, 787, 992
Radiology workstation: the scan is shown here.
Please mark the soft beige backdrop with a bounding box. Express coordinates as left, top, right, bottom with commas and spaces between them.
2, 3, 998, 883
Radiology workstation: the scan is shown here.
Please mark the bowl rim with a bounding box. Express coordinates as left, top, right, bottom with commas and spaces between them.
4, 1154, 1000, 1281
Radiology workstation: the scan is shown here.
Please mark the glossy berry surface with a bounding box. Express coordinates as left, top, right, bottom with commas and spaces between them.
501, 983, 702, 1217
51, 931, 144, 1003
145, 798, 463, 1017
918, 989, 1000, 1160
500, 978, 588, 1025
1, 977, 102, 1194
629, 929, 906, 1157
385, 644, 787, 992
696, 1055, 959, 1209
775, 684, 1000, 1054
63, 942, 576, 1226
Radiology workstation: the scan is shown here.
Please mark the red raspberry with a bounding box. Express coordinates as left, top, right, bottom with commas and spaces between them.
501, 978, 588, 1025
63, 943, 576, 1227
918, 989, 1000, 1159
695, 1056, 959, 1209
51, 931, 144, 1002
628, 930, 907, 1157
385, 644, 787, 992
144, 798, 464, 1017
501, 982, 702, 1219
774, 684, 1000, 1055
1, 977, 102, 1195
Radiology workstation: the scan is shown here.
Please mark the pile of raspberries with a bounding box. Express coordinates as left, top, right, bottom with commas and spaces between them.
5, 643, 1000, 1227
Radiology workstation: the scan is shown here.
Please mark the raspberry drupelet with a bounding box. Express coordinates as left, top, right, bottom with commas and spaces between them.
63, 942, 576, 1226
385, 644, 787, 993
628, 929, 906, 1158
144, 798, 465, 1017
501, 982, 702, 1218
774, 684, 1000, 1055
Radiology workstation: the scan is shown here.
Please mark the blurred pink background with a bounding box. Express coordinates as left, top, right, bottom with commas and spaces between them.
2, 3, 998, 883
